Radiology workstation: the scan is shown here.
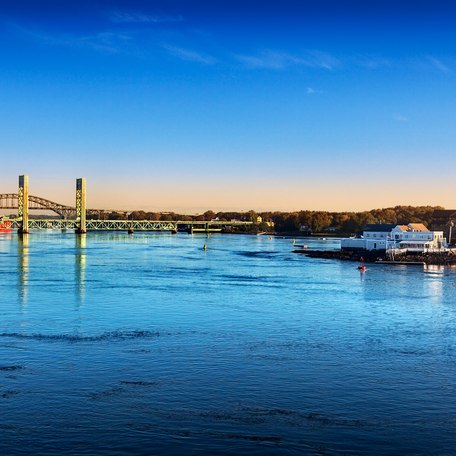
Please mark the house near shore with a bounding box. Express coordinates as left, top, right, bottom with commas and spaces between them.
341, 223, 446, 252
299, 225, 312, 235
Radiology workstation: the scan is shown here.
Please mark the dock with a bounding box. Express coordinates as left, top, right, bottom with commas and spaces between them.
375, 261, 425, 265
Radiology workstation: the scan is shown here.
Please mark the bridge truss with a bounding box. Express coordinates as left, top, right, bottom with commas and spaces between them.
0, 193, 122, 219
0, 193, 77, 218
10, 219, 177, 231
3, 176, 253, 233
9, 219, 250, 232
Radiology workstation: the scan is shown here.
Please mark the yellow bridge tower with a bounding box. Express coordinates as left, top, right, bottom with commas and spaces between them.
75, 178, 87, 234
18, 174, 29, 234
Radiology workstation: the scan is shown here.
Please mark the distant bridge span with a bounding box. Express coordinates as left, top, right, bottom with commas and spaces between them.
0, 193, 76, 218
0, 193, 120, 219
3, 176, 254, 233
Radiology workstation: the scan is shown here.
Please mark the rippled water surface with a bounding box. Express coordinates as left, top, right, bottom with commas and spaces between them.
1, 232, 456, 455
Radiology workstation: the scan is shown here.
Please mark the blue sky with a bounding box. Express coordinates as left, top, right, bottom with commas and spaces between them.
1, 0, 455, 212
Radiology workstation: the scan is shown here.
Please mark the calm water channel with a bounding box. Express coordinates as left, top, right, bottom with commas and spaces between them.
1, 232, 456, 455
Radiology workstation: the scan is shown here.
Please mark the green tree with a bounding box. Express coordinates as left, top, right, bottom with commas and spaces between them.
203, 210, 216, 220
310, 212, 333, 232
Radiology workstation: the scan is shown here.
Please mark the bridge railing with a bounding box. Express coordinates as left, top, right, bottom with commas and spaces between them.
10, 219, 253, 231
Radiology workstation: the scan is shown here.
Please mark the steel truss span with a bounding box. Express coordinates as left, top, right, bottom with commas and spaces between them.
86, 220, 177, 231
10, 219, 252, 232
10, 219, 177, 231
0, 193, 76, 218
0, 193, 124, 219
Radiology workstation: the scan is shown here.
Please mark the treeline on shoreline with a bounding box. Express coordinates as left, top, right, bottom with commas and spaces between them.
261, 205, 442, 234
90, 205, 443, 235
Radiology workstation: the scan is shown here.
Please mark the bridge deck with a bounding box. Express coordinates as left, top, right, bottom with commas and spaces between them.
10, 219, 252, 231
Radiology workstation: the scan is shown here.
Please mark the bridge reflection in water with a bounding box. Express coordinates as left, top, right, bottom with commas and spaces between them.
75, 235, 86, 305
18, 234, 29, 307
16, 234, 87, 307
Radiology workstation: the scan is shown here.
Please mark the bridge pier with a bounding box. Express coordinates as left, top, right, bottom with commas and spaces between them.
18, 175, 29, 234
75, 178, 87, 234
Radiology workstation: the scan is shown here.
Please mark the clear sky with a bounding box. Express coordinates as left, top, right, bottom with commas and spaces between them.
1, 0, 455, 212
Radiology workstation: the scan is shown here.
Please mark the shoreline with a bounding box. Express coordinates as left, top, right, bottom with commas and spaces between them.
294, 249, 456, 266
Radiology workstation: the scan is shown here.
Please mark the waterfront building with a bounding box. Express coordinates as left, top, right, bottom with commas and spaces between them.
341, 223, 446, 252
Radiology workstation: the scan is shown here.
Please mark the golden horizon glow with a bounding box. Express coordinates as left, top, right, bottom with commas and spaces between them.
1, 175, 454, 214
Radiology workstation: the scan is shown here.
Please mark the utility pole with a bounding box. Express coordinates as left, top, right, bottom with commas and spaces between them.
449, 220, 454, 246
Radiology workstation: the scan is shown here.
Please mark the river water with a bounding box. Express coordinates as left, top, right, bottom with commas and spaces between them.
1, 232, 456, 455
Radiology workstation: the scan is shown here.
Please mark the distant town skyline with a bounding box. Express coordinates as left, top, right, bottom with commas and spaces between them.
1, 0, 455, 212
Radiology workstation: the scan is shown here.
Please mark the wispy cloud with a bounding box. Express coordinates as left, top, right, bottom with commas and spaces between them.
235, 49, 339, 70
163, 45, 217, 65
109, 11, 183, 24
236, 51, 302, 70
10, 20, 454, 76
393, 113, 409, 122
306, 87, 323, 95
426, 56, 452, 73
75, 32, 134, 54
236, 50, 453, 74
408, 55, 453, 74
303, 50, 340, 70
9, 19, 134, 54
352, 55, 391, 69
10, 22, 134, 54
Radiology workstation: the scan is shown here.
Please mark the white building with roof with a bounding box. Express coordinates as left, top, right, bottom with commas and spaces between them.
391, 223, 445, 252
341, 223, 446, 252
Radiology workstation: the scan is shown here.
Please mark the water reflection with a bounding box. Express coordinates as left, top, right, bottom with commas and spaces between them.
4, 233, 456, 456
0, 232, 12, 250
424, 264, 447, 274
75, 234, 86, 305
18, 234, 29, 306
423, 264, 445, 302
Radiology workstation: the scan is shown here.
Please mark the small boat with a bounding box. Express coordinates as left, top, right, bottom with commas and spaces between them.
0, 217, 12, 232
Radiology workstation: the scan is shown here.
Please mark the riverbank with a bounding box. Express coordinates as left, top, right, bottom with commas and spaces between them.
294, 248, 456, 265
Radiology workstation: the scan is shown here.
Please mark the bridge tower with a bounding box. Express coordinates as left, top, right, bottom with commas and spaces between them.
75, 178, 87, 234
18, 174, 29, 234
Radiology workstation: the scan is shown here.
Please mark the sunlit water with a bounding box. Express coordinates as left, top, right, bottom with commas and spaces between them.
1, 232, 456, 455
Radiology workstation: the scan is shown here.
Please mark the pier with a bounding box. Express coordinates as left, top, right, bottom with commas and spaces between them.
1, 175, 253, 234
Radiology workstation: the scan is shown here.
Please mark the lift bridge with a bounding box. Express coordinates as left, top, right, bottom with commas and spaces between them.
1, 175, 253, 234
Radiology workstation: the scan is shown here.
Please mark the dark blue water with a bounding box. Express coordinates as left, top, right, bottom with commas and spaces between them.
1, 232, 456, 455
